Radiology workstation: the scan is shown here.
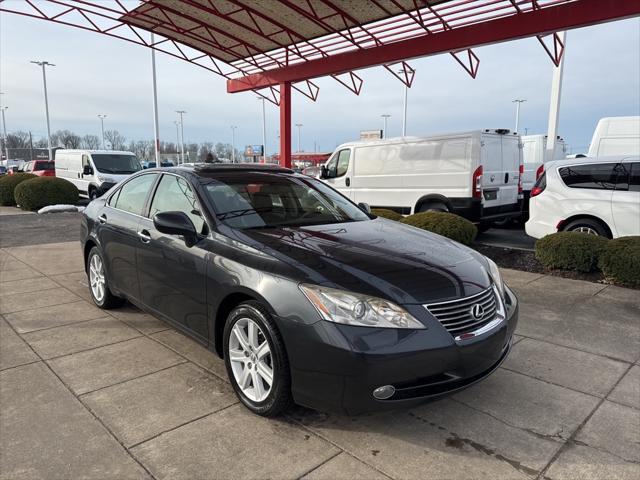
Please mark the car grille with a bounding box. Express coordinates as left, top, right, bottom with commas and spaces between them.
424, 287, 497, 336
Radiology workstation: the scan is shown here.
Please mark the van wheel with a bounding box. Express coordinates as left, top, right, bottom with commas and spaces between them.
89, 188, 99, 200
477, 222, 492, 233
562, 218, 610, 238
418, 203, 448, 213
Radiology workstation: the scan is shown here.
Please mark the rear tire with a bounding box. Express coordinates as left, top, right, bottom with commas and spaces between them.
224, 301, 292, 417
562, 218, 610, 238
477, 222, 492, 233
87, 247, 124, 309
418, 202, 448, 213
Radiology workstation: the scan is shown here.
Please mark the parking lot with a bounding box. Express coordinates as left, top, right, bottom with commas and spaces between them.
1, 215, 638, 479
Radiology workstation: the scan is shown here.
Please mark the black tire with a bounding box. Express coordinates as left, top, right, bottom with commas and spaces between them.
223, 301, 292, 417
477, 222, 492, 233
89, 188, 99, 201
86, 247, 125, 309
418, 202, 448, 213
562, 218, 610, 238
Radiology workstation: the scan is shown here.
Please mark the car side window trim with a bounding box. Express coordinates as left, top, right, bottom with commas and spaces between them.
105, 172, 159, 220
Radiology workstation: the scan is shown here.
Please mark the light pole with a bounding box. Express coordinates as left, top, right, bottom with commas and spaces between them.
150, 33, 161, 165
381, 114, 391, 139
231, 125, 237, 163
398, 70, 410, 136
512, 99, 526, 133
258, 96, 267, 162
176, 110, 186, 164
31, 60, 55, 160
174, 121, 180, 163
97, 114, 107, 149
0, 99, 8, 162
295, 123, 303, 153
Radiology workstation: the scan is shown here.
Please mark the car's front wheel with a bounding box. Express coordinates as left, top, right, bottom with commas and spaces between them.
87, 247, 124, 309
223, 301, 292, 416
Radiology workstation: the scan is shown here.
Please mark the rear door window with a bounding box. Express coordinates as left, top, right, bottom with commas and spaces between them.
34, 161, 55, 171
629, 163, 640, 192
559, 163, 621, 190
113, 174, 158, 216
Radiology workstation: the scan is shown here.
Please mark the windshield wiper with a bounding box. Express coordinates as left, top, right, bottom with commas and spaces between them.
216, 207, 270, 220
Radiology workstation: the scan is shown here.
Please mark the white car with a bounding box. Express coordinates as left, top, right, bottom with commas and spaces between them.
525, 156, 640, 238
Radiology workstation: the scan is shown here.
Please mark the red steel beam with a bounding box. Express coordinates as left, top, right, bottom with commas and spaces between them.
279, 82, 292, 168
228, 0, 640, 93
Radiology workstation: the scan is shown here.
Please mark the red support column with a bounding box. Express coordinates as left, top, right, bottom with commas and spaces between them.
279, 81, 292, 168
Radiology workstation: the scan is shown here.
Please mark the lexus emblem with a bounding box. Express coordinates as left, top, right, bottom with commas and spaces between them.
470, 303, 485, 319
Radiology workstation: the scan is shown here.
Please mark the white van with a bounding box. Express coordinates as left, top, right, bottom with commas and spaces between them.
55, 150, 142, 199
521, 134, 566, 217
587, 116, 640, 157
320, 129, 523, 224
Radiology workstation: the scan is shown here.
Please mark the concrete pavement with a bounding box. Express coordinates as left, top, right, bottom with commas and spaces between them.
1, 241, 638, 479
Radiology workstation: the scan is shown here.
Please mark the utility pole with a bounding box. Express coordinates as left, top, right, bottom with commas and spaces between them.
398, 69, 409, 137
231, 125, 237, 163
512, 99, 526, 133
98, 114, 107, 149
546, 32, 567, 162
295, 123, 303, 153
29, 131, 33, 161
176, 110, 186, 164
258, 96, 267, 163
381, 114, 391, 139
150, 33, 161, 165
173, 121, 180, 163
0, 106, 8, 162
31, 60, 55, 160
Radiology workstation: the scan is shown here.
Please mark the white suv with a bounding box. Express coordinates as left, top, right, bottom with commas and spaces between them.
525, 156, 640, 238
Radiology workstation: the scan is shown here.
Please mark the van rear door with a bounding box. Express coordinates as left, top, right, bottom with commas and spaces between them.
480, 134, 502, 208
499, 134, 521, 207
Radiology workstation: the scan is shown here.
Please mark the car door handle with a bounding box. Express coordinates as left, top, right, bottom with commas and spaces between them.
346, 177, 351, 187
137, 230, 151, 243
98, 214, 107, 224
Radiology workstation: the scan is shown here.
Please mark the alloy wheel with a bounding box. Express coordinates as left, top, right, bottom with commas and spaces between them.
228, 317, 274, 402
89, 254, 106, 302
572, 226, 598, 235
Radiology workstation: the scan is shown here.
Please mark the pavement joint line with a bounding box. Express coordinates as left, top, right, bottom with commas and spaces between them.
2, 316, 159, 480
71, 358, 190, 397
514, 332, 635, 365
498, 364, 616, 401
0, 283, 67, 298
286, 416, 396, 480
36, 332, 145, 362
535, 361, 637, 479
0, 358, 43, 373
295, 449, 344, 480
126, 401, 240, 451
0, 293, 84, 315
16, 314, 116, 335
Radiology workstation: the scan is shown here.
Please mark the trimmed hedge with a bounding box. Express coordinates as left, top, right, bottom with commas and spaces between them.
535, 232, 608, 273
14, 177, 79, 211
372, 208, 403, 221
0, 173, 37, 206
400, 211, 477, 245
599, 236, 640, 287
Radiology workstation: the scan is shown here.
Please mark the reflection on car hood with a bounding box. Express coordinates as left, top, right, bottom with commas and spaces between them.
239, 218, 491, 304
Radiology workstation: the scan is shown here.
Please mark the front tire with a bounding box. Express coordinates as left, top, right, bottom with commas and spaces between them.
224, 301, 292, 417
418, 202, 448, 213
562, 218, 610, 238
89, 188, 99, 201
87, 247, 124, 309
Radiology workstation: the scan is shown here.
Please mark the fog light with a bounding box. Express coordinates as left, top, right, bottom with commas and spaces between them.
372, 385, 395, 400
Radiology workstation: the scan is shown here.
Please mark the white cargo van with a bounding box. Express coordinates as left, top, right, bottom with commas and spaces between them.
320, 129, 522, 224
55, 150, 142, 199
587, 116, 640, 157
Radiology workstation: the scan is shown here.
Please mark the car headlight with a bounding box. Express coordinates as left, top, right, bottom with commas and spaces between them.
299, 284, 425, 329
485, 257, 505, 300
97, 175, 114, 183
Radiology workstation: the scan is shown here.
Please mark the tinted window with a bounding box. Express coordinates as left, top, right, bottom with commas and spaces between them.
630, 163, 640, 192
559, 163, 622, 190
201, 173, 369, 230
150, 175, 206, 234
113, 174, 157, 216
34, 161, 55, 171
91, 154, 142, 174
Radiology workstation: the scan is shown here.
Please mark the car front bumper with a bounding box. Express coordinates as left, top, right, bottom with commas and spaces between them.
281, 285, 518, 415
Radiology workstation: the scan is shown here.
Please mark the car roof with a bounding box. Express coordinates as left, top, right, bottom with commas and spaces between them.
168, 163, 294, 176
546, 155, 639, 169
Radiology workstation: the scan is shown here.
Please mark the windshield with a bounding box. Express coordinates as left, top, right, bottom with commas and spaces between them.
91, 154, 142, 174
201, 173, 370, 229
34, 161, 55, 171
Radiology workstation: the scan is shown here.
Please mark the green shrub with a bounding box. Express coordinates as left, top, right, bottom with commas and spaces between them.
535, 232, 608, 273
14, 177, 79, 211
599, 236, 640, 286
372, 208, 403, 221
0, 173, 37, 206
400, 212, 477, 245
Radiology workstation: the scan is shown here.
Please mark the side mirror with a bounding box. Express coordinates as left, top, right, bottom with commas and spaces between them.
358, 202, 371, 214
320, 165, 328, 179
153, 211, 198, 247
83, 165, 93, 175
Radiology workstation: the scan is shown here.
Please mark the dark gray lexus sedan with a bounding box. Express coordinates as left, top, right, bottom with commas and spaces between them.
81, 164, 518, 416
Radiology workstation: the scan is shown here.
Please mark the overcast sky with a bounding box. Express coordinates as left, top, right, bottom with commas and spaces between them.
1, 10, 638, 155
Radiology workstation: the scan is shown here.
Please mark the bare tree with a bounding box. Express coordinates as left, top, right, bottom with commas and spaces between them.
81, 134, 101, 149
198, 142, 214, 162
52, 129, 81, 148
6, 131, 31, 149
103, 130, 126, 150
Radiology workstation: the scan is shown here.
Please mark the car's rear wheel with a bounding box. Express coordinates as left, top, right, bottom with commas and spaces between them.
224, 301, 292, 417
87, 247, 124, 309
418, 202, 448, 213
562, 218, 610, 238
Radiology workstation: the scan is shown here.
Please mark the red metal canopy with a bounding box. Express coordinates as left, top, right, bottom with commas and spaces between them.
2, 0, 638, 167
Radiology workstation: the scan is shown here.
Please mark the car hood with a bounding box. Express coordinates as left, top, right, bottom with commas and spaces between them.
236, 218, 491, 305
